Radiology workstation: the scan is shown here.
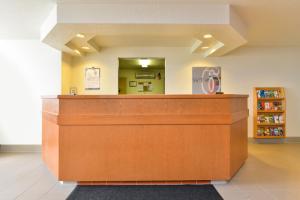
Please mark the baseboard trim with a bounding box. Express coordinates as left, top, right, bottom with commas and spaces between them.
211, 181, 228, 185
0, 145, 41, 152
248, 137, 300, 144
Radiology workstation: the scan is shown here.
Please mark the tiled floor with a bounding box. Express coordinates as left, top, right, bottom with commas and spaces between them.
0, 143, 300, 200
215, 143, 300, 200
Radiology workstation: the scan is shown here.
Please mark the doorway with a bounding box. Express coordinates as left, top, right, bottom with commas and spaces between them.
118, 77, 127, 94
118, 58, 165, 95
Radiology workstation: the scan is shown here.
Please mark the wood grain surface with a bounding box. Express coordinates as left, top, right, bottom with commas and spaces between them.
42, 95, 248, 183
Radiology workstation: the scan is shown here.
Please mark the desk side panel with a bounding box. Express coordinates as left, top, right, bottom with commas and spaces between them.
229, 97, 248, 177
229, 119, 248, 177
42, 99, 59, 178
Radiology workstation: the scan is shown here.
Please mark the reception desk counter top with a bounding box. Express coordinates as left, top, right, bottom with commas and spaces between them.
42, 94, 248, 184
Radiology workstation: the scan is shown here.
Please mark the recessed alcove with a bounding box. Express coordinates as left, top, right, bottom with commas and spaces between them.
118, 58, 165, 95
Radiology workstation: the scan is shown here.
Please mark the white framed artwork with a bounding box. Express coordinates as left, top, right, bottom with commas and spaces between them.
85, 67, 100, 90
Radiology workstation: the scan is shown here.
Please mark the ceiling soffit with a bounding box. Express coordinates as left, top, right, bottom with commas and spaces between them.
41, 2, 247, 57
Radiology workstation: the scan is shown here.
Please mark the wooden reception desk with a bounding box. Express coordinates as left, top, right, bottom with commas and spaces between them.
42, 94, 248, 184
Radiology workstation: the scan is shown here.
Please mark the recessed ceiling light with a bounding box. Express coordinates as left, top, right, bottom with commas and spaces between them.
81, 46, 90, 50
203, 34, 213, 39
76, 33, 85, 38
210, 48, 217, 54
139, 59, 150, 68
201, 46, 209, 50
74, 49, 81, 55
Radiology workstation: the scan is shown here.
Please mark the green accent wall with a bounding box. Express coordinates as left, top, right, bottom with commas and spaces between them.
119, 69, 165, 94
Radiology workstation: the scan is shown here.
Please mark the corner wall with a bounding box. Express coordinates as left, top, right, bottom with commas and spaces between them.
0, 40, 61, 144
62, 53, 72, 94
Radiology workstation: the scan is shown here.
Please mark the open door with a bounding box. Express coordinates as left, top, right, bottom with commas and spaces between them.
118, 77, 127, 94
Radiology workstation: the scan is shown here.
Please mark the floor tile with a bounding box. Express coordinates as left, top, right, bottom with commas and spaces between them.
1, 143, 300, 199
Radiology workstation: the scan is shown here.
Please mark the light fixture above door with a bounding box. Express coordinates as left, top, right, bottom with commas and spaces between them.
139, 58, 150, 68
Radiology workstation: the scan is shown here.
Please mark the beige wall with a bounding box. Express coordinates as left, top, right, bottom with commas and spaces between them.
62, 53, 72, 95
69, 51, 118, 95
65, 46, 300, 137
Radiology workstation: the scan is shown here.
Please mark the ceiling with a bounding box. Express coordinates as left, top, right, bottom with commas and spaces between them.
1, 0, 300, 46
62, 24, 231, 57
56, 0, 300, 46
43, 3, 246, 56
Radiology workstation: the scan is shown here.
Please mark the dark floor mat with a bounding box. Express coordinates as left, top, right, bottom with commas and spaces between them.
67, 184, 223, 200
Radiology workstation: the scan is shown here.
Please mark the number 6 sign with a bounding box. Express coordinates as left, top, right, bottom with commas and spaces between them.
192, 67, 221, 94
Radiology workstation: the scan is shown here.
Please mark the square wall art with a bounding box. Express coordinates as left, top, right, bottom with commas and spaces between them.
192, 67, 221, 94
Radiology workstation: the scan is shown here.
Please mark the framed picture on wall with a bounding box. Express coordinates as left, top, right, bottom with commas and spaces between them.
137, 82, 144, 92
129, 81, 137, 87
85, 67, 100, 90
